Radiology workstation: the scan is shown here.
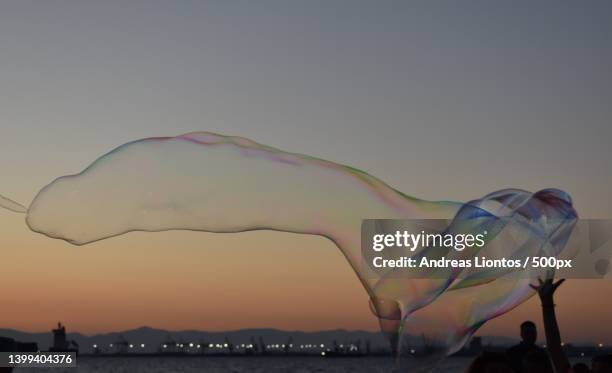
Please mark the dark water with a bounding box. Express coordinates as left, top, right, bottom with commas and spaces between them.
13, 356, 595, 372
17, 356, 471, 373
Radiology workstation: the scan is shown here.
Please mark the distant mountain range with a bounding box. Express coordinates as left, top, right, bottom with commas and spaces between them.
0, 326, 521, 353
0, 327, 390, 353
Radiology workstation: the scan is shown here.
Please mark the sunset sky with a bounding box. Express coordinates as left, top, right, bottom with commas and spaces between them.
1, 1, 611, 344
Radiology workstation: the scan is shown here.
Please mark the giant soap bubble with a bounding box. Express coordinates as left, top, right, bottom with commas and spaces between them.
0, 132, 582, 364
371, 187, 580, 371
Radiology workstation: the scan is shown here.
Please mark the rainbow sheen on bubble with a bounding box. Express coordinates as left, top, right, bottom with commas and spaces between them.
372, 188, 582, 361
18, 132, 458, 355
0, 132, 585, 361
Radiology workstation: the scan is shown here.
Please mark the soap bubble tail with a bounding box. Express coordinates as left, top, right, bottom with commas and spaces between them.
393, 318, 406, 366
370, 297, 405, 359
377, 316, 402, 359
0, 194, 28, 214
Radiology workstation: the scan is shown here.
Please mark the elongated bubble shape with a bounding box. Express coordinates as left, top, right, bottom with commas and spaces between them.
9, 132, 580, 359
25, 132, 459, 292
0, 194, 27, 213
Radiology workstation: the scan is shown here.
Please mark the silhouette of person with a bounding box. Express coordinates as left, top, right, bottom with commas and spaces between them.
531, 278, 572, 373
506, 320, 544, 373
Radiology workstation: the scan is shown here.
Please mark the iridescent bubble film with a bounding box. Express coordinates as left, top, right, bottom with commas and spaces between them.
372, 187, 582, 362
23, 132, 459, 293
0, 132, 588, 361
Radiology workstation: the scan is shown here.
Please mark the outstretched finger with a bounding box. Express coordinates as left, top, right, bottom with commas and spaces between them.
553, 278, 566, 289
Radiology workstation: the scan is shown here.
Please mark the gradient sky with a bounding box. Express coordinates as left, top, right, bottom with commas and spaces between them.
1, 1, 611, 343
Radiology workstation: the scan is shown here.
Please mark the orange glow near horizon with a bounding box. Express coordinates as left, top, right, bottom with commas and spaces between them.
2, 211, 612, 344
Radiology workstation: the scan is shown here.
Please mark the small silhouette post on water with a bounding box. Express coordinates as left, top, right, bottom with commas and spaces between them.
50, 322, 79, 353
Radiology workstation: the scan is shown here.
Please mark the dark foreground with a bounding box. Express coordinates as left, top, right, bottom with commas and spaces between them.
14, 356, 465, 373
